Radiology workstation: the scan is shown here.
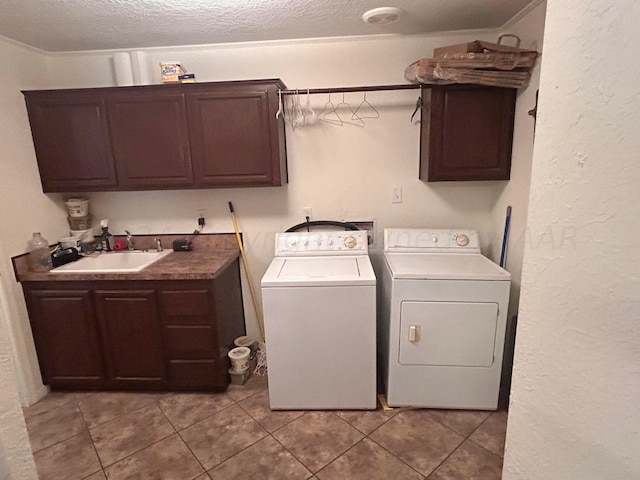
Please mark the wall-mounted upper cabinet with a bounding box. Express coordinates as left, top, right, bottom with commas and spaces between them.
23, 79, 287, 193
107, 90, 194, 189
188, 84, 286, 188
23, 92, 118, 191
420, 85, 516, 182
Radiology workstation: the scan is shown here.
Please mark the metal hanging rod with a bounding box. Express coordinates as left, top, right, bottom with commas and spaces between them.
280, 84, 422, 95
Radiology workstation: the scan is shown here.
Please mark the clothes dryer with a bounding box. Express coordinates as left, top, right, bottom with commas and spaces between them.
379, 228, 510, 409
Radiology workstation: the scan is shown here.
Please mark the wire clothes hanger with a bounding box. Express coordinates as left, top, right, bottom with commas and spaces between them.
353, 91, 379, 120
305, 88, 317, 124
293, 89, 305, 128
319, 93, 342, 126
286, 90, 297, 129
275, 89, 283, 119
336, 93, 364, 127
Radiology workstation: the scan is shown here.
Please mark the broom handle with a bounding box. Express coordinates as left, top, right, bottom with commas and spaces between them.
228, 202, 265, 342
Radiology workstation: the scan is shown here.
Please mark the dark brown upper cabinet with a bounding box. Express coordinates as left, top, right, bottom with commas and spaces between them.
107, 91, 194, 189
22, 79, 287, 192
187, 83, 285, 187
23, 91, 118, 191
420, 85, 516, 182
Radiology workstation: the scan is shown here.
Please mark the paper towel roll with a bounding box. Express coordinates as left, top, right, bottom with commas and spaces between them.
113, 52, 133, 86
130, 51, 152, 85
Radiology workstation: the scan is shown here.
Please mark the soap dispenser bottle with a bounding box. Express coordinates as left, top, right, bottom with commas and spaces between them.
100, 219, 114, 252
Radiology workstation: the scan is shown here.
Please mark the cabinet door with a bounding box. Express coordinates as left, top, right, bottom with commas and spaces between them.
94, 289, 166, 385
23, 91, 117, 192
25, 289, 105, 386
421, 85, 516, 181
107, 91, 194, 189
187, 83, 286, 187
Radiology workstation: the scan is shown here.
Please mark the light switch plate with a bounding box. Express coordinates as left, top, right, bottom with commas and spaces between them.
392, 187, 402, 203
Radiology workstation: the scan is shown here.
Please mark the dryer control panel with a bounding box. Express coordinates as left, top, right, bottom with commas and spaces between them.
384, 229, 480, 253
275, 231, 369, 256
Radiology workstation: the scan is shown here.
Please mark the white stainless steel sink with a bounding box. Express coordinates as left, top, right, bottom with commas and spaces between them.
51, 250, 172, 273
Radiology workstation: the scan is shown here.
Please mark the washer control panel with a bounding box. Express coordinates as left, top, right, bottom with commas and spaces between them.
384, 229, 480, 253
276, 231, 368, 256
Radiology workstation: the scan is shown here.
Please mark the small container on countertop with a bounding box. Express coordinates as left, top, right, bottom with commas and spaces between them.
28, 232, 53, 272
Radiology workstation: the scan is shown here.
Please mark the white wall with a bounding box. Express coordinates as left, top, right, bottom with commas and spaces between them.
0, 36, 47, 480
45, 31, 514, 343
0, 37, 56, 405
489, 1, 547, 403
490, 1, 546, 312
503, 0, 640, 478
0, 297, 38, 479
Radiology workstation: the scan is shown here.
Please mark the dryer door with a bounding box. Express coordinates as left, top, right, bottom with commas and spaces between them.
399, 301, 498, 367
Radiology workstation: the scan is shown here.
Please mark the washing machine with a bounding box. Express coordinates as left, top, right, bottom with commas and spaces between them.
379, 228, 510, 410
262, 230, 376, 410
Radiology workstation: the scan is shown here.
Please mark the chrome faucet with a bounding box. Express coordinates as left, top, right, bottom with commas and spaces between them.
154, 237, 163, 252
124, 230, 135, 251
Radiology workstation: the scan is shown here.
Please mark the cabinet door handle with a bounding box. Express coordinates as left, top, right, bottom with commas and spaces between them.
408, 325, 419, 342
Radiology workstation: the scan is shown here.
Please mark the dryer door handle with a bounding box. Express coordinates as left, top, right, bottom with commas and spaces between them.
408, 325, 420, 342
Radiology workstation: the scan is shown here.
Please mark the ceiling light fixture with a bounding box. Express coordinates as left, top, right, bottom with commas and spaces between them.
362, 7, 403, 25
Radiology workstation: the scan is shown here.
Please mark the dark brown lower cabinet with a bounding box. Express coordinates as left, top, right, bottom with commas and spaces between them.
25, 289, 106, 387
94, 289, 165, 385
22, 260, 245, 391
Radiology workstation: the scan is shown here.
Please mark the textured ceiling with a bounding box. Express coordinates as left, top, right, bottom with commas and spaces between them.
0, 0, 536, 53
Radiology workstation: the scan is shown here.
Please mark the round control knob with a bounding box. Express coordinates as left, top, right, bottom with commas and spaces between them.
343, 236, 358, 248
287, 238, 298, 247
328, 239, 335, 246
456, 234, 470, 246
303, 240, 309, 246
432, 236, 438, 243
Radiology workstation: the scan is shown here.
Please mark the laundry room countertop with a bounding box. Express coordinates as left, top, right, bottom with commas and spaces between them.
12, 233, 240, 282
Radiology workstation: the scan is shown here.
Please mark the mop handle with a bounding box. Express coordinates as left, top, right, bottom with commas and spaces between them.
228, 202, 265, 342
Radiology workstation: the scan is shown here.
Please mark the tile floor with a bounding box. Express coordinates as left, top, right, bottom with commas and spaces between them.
23, 375, 508, 480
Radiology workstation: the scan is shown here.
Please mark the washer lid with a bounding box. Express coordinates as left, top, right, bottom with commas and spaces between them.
384, 253, 510, 281
262, 255, 376, 287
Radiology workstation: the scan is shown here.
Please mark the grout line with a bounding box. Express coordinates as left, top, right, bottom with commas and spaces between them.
80, 467, 105, 480
23, 393, 79, 420
175, 430, 209, 478
425, 440, 466, 479
365, 436, 427, 478
99, 430, 180, 470
419, 412, 495, 478
176, 403, 269, 474
92, 402, 177, 470
159, 394, 239, 433
173, 412, 216, 476
467, 436, 505, 459
80, 397, 107, 474
268, 432, 314, 477
27, 399, 88, 454
79, 396, 157, 430
313, 437, 368, 477
31, 385, 504, 479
